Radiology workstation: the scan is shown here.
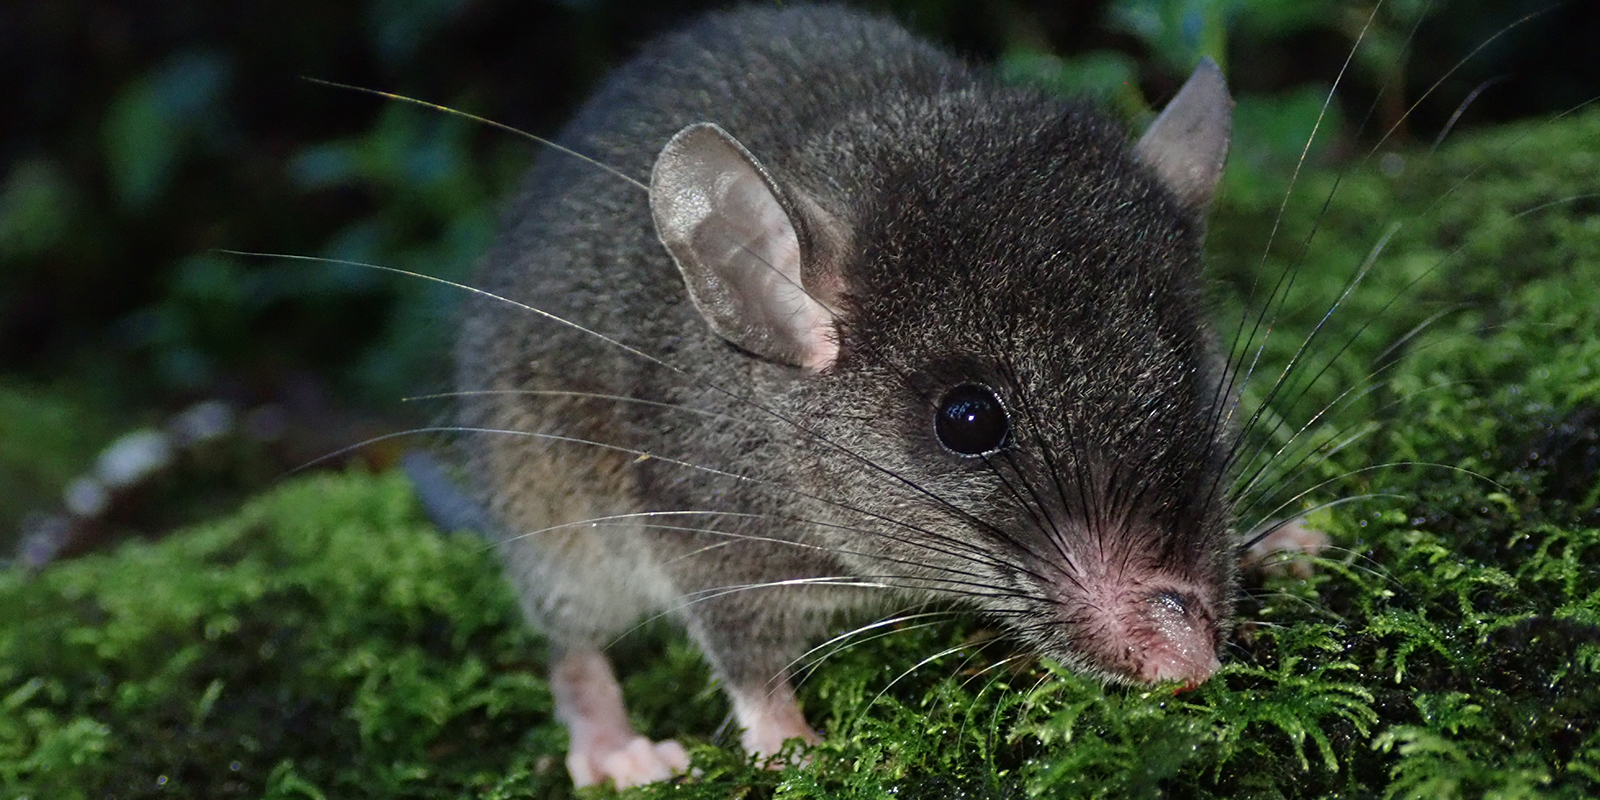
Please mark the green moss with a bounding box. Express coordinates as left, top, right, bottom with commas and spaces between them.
3, 112, 1597, 800
0, 471, 565, 798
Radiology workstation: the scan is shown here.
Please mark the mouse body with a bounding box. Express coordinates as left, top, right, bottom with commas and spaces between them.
455, 5, 1236, 788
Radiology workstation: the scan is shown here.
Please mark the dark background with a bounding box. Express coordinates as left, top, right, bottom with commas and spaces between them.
1, 0, 1595, 554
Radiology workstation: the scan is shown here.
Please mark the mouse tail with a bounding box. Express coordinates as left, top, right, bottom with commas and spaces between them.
400, 450, 498, 538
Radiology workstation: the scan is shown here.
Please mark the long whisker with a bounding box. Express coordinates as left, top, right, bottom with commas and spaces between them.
672, 576, 1043, 613
951, 651, 1029, 758
223, 251, 686, 372
1361, 6, 1553, 158
1232, 191, 1600, 504
234, 251, 1059, 579
609, 576, 1045, 650
1429, 77, 1509, 153
1236, 416, 1378, 513
300, 78, 649, 191
784, 611, 962, 688
1235, 372, 1484, 515
302, 82, 865, 341
494, 511, 1003, 586
1215, 0, 1386, 438
1237, 493, 1401, 553
290, 407, 1037, 579
863, 641, 988, 719
1229, 222, 1399, 475
403, 388, 735, 419
1239, 461, 1505, 548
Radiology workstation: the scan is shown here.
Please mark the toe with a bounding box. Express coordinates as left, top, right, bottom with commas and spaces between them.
599, 736, 684, 789
654, 739, 690, 772
565, 749, 601, 789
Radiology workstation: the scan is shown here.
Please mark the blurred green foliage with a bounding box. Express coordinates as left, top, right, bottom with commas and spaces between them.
0, 472, 563, 799
0, 385, 117, 536
0, 160, 77, 262
102, 51, 235, 212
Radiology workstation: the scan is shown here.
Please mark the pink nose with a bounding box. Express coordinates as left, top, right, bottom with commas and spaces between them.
1133, 591, 1220, 685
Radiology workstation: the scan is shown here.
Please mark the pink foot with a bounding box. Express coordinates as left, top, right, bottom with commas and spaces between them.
551, 648, 690, 788
730, 682, 821, 764
1242, 517, 1331, 578
566, 735, 689, 790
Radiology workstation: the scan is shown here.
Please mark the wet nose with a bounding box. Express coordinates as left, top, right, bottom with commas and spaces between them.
1137, 590, 1220, 685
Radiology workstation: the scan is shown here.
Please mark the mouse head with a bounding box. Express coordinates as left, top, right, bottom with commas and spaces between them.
650, 61, 1236, 686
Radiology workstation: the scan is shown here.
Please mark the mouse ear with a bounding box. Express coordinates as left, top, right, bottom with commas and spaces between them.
651, 122, 841, 372
1134, 57, 1233, 212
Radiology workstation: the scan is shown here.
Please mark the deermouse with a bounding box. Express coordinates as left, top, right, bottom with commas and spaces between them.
453, 4, 1238, 788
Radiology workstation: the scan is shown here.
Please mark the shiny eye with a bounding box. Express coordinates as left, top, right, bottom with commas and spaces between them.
934, 384, 1010, 456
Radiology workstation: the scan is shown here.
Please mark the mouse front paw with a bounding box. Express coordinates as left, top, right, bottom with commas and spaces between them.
567, 735, 690, 789
550, 647, 692, 788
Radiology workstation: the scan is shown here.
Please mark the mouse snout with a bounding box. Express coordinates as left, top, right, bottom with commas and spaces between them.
1132, 590, 1221, 686
1063, 577, 1222, 687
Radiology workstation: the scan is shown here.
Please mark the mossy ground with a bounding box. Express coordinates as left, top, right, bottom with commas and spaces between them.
3, 112, 1597, 799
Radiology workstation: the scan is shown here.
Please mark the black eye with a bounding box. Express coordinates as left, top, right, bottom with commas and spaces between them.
934, 384, 1010, 456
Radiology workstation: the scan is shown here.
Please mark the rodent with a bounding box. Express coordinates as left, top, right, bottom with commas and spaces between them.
451, 5, 1238, 789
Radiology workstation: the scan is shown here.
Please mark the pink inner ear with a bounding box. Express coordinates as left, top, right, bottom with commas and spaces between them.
720, 173, 840, 371
653, 122, 843, 371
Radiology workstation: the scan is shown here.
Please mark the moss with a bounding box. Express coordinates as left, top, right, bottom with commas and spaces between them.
2, 113, 1597, 800
0, 471, 565, 798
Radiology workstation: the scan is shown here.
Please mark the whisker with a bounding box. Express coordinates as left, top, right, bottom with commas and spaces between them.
312, 421, 1034, 581
402, 388, 734, 419
299, 78, 649, 191
784, 611, 961, 689
1361, 6, 1553, 159
863, 641, 988, 720
1237, 458, 1506, 549
1235, 373, 1488, 514
1232, 189, 1600, 510
1238, 493, 1400, 553
610, 577, 1046, 651
1429, 76, 1509, 153
942, 644, 1024, 754
1215, 0, 1386, 439
1230, 221, 1399, 471
497, 514, 1002, 588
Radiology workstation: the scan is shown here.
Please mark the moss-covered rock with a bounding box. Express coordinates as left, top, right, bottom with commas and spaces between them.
0, 470, 567, 798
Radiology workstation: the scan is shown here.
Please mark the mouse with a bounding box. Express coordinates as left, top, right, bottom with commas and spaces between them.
451, 4, 1241, 789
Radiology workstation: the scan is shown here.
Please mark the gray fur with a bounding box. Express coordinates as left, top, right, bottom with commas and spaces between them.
457, 3, 1238, 713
